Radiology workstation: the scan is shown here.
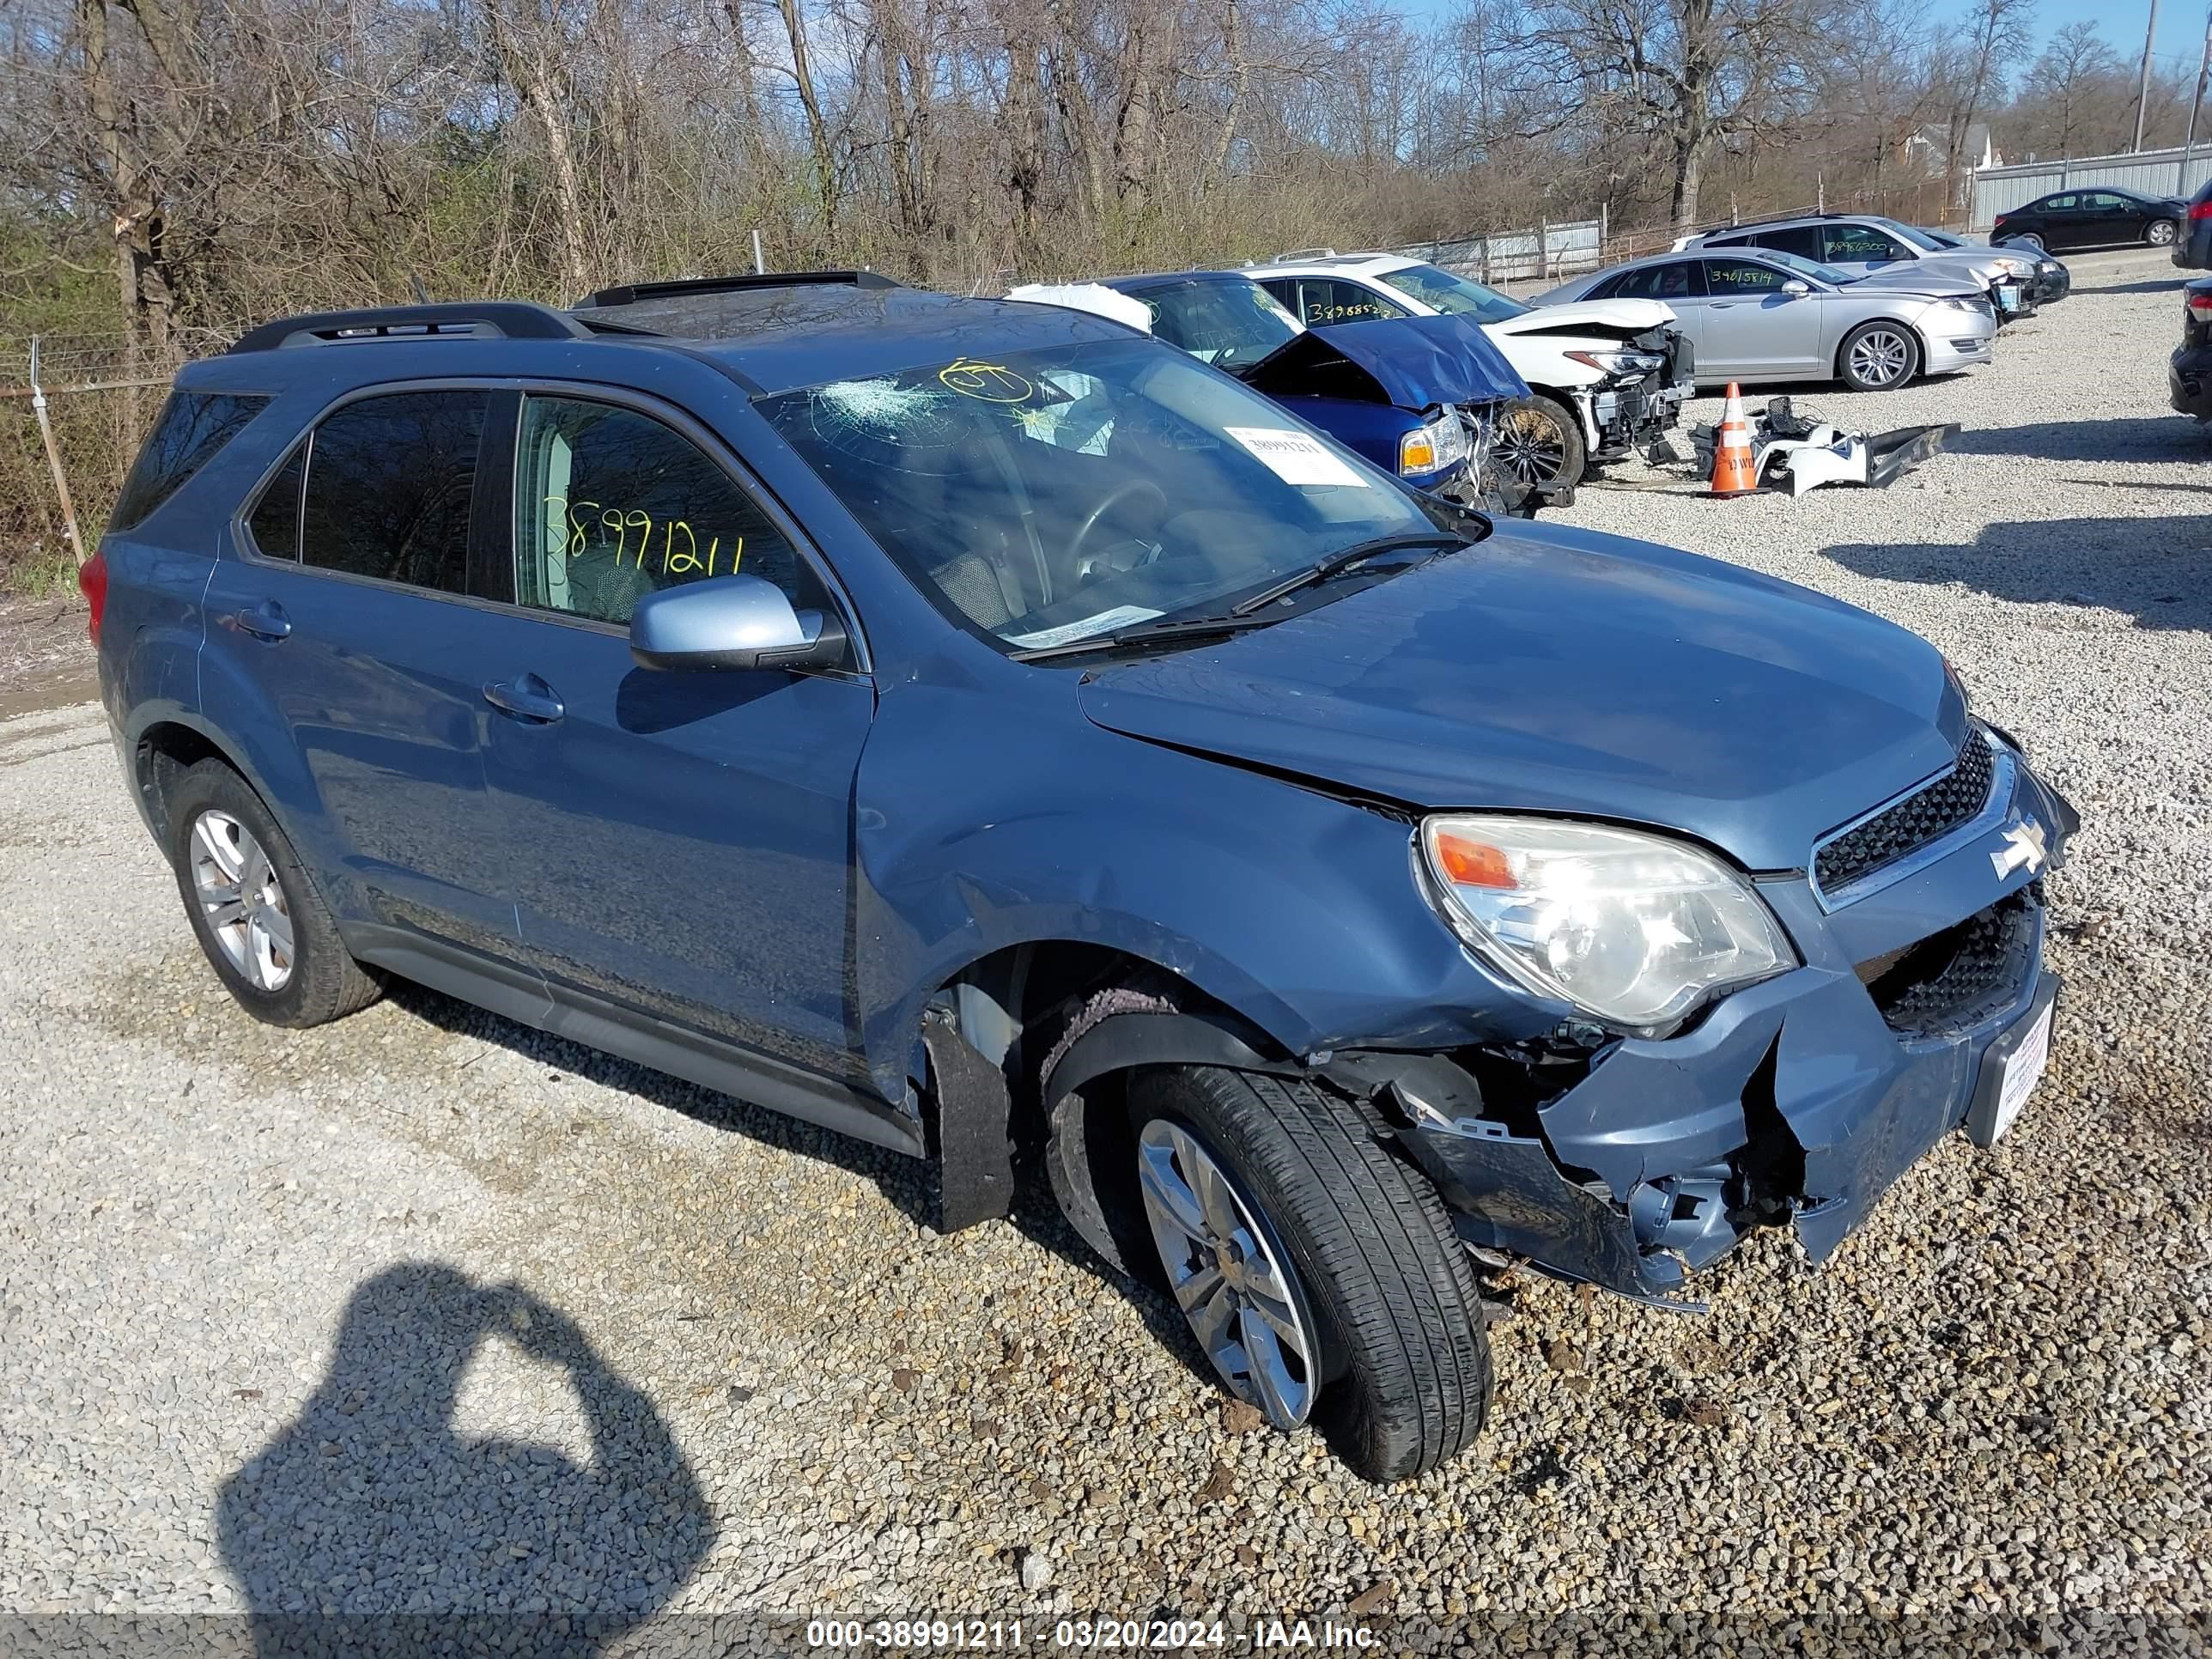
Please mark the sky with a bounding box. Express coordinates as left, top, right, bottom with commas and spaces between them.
2039, 0, 2212, 78
1387, 0, 2212, 78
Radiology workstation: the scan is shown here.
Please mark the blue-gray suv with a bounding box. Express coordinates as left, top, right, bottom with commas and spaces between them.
88, 271, 2078, 1481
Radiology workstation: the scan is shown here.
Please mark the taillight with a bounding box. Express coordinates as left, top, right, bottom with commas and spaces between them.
2188, 291, 2212, 316
78, 548, 108, 645
2191, 201, 2212, 221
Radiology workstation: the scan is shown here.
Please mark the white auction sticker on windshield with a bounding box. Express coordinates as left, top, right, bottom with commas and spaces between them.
1004, 605, 1163, 648
1225, 427, 1370, 489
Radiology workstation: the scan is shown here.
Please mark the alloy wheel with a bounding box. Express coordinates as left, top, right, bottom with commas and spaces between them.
1493, 406, 1567, 483
1136, 1119, 1318, 1427
2149, 220, 2179, 246
1849, 328, 1912, 388
189, 809, 295, 991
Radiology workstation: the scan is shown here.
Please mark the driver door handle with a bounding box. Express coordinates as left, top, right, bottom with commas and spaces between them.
233, 601, 291, 642
483, 675, 565, 725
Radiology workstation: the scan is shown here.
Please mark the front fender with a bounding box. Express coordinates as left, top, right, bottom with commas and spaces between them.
851, 680, 1543, 1102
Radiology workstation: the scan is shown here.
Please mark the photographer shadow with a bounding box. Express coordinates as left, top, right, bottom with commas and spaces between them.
217, 1263, 713, 1656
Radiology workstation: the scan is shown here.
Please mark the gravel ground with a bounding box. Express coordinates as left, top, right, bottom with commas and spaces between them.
0, 249, 2206, 1655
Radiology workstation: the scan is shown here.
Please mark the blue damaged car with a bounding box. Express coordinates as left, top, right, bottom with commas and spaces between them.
86, 270, 2078, 1482
1010, 270, 1532, 505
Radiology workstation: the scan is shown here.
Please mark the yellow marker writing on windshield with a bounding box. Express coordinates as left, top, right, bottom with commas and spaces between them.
939, 357, 1033, 403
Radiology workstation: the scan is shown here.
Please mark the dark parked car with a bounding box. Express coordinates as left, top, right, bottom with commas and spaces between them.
2168, 276, 2212, 417
87, 273, 2078, 1481
2172, 176, 2212, 270
1992, 186, 2185, 252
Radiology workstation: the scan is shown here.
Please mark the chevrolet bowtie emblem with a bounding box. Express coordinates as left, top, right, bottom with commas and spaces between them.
1991, 817, 2048, 878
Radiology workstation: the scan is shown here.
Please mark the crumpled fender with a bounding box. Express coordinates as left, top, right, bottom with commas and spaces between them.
848, 678, 1548, 1104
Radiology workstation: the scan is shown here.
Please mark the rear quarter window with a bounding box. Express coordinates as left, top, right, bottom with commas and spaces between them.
299, 390, 487, 593
109, 392, 268, 534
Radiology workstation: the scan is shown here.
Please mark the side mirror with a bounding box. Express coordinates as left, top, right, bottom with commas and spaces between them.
629, 574, 847, 673
1780, 280, 1811, 296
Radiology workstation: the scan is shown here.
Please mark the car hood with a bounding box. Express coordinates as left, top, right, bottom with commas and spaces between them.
1075, 523, 1968, 872
1243, 313, 1530, 409
1483, 298, 1680, 339
1843, 265, 1987, 300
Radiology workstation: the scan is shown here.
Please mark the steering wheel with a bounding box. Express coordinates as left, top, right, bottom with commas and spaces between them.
1068, 480, 1169, 574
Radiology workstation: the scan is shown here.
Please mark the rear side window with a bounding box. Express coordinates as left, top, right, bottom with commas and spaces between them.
513, 395, 808, 625
1604, 262, 1705, 300
110, 392, 268, 533
246, 447, 305, 561
301, 390, 487, 594
1754, 226, 1825, 259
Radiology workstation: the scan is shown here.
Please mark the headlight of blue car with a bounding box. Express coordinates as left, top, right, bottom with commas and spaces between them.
1419, 815, 1797, 1035
1399, 410, 1472, 477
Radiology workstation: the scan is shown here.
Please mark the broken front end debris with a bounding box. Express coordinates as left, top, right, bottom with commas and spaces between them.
1334, 730, 2078, 1306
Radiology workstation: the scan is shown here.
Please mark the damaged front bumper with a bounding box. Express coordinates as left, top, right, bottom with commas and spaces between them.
1586, 344, 1696, 462
1355, 732, 2079, 1306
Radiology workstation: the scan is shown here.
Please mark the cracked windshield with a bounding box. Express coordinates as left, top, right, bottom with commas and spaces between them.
760, 337, 1436, 651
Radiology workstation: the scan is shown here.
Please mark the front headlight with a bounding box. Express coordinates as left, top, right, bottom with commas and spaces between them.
1419, 815, 1796, 1035
1399, 410, 1471, 476
1563, 349, 1667, 375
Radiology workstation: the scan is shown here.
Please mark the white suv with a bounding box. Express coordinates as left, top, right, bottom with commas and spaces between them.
1243, 250, 1695, 493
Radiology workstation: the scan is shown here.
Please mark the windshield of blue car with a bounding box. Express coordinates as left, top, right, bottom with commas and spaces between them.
1755, 248, 1855, 287
1375, 264, 1528, 323
1122, 281, 1302, 369
758, 337, 1443, 654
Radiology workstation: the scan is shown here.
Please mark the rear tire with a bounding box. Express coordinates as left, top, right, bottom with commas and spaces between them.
166, 759, 382, 1029
2148, 218, 2179, 247
1492, 394, 1588, 492
1126, 1066, 1492, 1482
1838, 320, 1919, 391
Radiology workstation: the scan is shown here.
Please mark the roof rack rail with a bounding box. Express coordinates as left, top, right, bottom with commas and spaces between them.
577, 270, 902, 307
1273, 247, 1340, 262
227, 301, 593, 355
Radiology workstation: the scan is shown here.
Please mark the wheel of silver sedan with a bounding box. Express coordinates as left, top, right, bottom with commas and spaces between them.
1136, 1118, 1318, 1428
1847, 327, 1913, 389
188, 808, 294, 991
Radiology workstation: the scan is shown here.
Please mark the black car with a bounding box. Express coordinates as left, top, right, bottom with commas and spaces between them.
1992, 186, 2185, 253
2172, 177, 2212, 270
2168, 276, 2212, 418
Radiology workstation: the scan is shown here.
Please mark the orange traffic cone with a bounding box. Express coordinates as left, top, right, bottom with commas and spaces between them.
1709, 381, 1759, 497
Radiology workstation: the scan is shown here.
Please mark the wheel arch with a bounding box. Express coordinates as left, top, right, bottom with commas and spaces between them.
131, 715, 256, 844
921, 937, 1308, 1237
1835, 315, 1924, 384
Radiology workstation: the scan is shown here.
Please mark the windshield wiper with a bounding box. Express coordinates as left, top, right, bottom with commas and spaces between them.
1007, 530, 1480, 663
1228, 532, 1468, 617
1006, 610, 1284, 662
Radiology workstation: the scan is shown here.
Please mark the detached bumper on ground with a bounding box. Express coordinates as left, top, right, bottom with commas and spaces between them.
1364, 735, 2078, 1304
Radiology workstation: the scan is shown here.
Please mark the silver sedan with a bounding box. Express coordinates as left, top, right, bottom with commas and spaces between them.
1534, 248, 1996, 392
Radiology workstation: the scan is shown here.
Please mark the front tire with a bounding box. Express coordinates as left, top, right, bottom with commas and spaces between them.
1127, 1066, 1492, 1481
2148, 218, 2179, 247
1838, 320, 1919, 391
1492, 394, 1588, 492
166, 759, 382, 1029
